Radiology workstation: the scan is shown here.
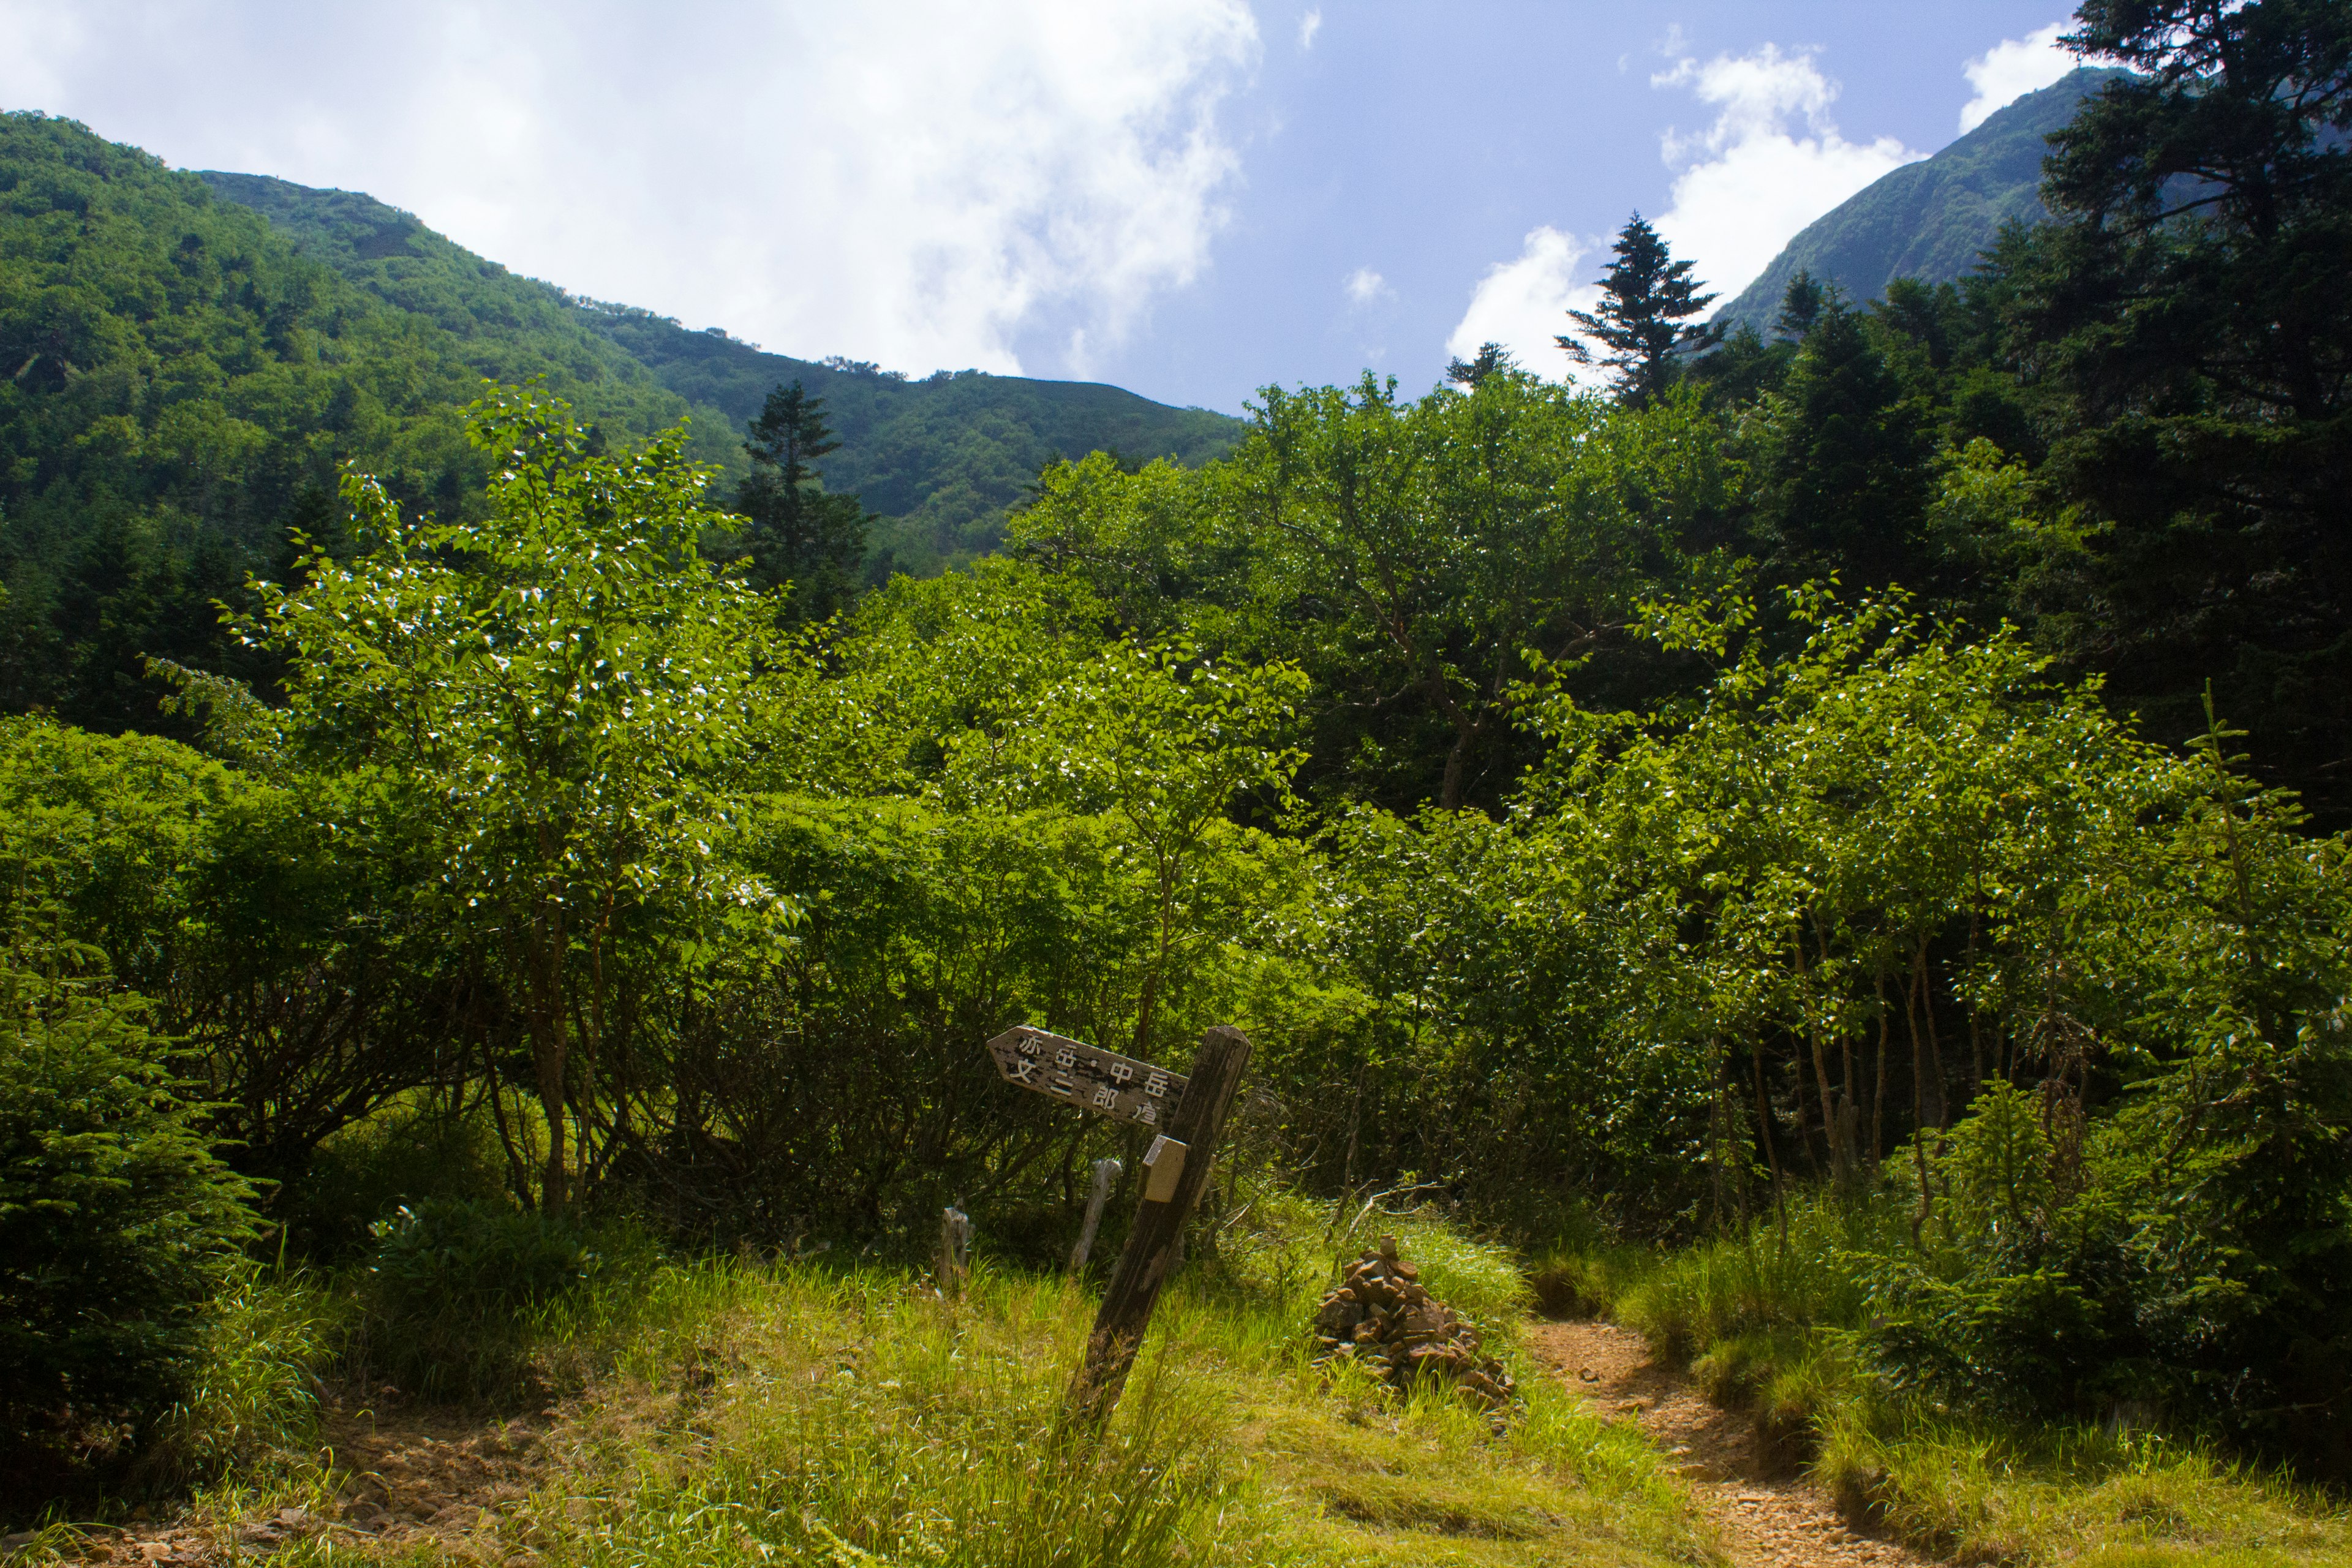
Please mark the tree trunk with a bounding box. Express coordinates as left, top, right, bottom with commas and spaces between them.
530, 908, 569, 1215
1794, 934, 1849, 1188
1438, 717, 1475, 812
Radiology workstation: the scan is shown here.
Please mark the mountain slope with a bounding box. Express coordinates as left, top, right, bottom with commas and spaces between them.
0, 111, 650, 732
200, 173, 1242, 571
1714, 67, 2130, 333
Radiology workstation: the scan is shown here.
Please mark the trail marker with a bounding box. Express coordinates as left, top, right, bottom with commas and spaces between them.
986, 1027, 1189, 1128
982, 1023, 1253, 1427
1067, 1157, 1121, 1276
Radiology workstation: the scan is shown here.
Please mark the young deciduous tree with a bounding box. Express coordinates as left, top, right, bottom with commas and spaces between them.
249, 387, 786, 1212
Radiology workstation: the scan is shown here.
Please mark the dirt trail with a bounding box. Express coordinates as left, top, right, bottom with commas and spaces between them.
1526, 1321, 1930, 1568
48, 1401, 554, 1566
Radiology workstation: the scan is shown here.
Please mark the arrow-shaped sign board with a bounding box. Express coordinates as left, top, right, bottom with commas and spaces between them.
986, 1026, 1189, 1129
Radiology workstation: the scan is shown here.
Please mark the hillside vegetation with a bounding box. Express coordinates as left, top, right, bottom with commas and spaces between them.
2, 6, 2349, 1565
202, 171, 1240, 569
0, 115, 1236, 738
1714, 67, 2127, 333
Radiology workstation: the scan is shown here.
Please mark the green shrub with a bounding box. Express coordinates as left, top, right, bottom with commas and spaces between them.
356, 1197, 596, 1398
276, 1104, 510, 1261
0, 946, 259, 1496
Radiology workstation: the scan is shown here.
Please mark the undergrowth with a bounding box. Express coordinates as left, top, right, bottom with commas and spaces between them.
39, 1191, 1717, 1568
1544, 1186, 2352, 1567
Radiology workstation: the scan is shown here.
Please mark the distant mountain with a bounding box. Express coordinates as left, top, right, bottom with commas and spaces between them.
1714, 67, 2130, 334
0, 112, 1238, 735
200, 173, 1241, 572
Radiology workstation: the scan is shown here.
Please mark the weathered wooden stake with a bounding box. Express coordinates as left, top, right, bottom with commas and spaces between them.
938, 1200, 973, 1297
1066, 1025, 1252, 1427
1068, 1157, 1122, 1276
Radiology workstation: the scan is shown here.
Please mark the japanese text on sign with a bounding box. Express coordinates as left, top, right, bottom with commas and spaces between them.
986, 1027, 1188, 1128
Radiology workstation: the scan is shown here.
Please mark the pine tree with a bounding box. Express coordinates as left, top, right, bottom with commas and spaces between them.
1756, 300, 1932, 589
1559, 214, 1724, 407
1989, 0, 2352, 820
733, 382, 872, 623
1445, 341, 1517, 388
1775, 269, 1826, 339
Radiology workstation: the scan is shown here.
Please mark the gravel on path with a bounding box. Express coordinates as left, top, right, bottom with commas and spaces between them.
1526, 1321, 1931, 1568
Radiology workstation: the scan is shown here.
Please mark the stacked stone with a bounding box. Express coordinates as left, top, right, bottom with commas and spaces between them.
1309, 1235, 1517, 1409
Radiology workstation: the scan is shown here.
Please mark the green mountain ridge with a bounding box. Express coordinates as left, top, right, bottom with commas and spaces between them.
1714, 67, 2131, 332
0, 111, 1237, 735
197, 172, 1242, 571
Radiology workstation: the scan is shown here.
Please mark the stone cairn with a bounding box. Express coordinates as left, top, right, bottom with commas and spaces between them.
1310, 1235, 1517, 1409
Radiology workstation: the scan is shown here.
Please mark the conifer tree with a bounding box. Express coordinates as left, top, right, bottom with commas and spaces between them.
1559, 214, 1724, 407
1775, 269, 1826, 339
733, 381, 872, 623
1445, 341, 1517, 388
1757, 300, 1932, 588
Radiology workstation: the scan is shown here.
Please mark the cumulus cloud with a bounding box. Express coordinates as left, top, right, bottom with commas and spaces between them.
1445, 227, 1608, 386
1298, 8, 1321, 50
1959, 21, 2073, 134
1343, 265, 1389, 306
1649, 44, 1921, 308
0, 0, 1258, 378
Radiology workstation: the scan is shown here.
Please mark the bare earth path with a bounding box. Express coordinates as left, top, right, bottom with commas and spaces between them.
1526, 1321, 1931, 1568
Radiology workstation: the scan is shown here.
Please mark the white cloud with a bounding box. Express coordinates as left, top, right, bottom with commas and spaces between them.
1298, 8, 1321, 50
1445, 226, 1608, 386
1959, 21, 2073, 134
1343, 265, 1389, 306
0, 0, 1259, 379
1650, 44, 1922, 309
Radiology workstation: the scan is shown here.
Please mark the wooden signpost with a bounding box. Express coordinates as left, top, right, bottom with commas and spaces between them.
984, 1022, 1254, 1427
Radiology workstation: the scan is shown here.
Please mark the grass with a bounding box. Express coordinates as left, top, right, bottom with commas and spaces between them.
1817, 1408, 2352, 1567
1539, 1187, 2352, 1567
29, 1193, 1721, 1568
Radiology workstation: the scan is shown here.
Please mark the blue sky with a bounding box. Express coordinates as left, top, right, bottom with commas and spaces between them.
1, 2, 2079, 412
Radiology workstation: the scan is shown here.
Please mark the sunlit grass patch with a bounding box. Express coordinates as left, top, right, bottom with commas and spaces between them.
415, 1239, 1718, 1568
1235, 1347, 1715, 1567
1819, 1409, 2352, 1567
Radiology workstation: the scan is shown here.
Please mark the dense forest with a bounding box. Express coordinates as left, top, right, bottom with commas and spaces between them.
4, 1, 2349, 1555
0, 123, 1237, 739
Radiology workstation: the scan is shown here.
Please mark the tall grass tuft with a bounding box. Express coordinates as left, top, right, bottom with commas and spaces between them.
145, 1265, 332, 1488
1613, 1189, 1898, 1360
532, 1265, 1239, 1568
1816, 1401, 2352, 1566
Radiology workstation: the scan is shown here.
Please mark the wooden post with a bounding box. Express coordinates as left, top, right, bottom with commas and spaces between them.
1066, 1025, 1252, 1427
938, 1201, 973, 1297
1068, 1157, 1122, 1276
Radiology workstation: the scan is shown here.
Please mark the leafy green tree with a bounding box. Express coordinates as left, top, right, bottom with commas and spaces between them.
976, 640, 1307, 1057
733, 380, 873, 622
1019, 371, 1733, 811
1560, 214, 1725, 407
249, 386, 783, 1212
